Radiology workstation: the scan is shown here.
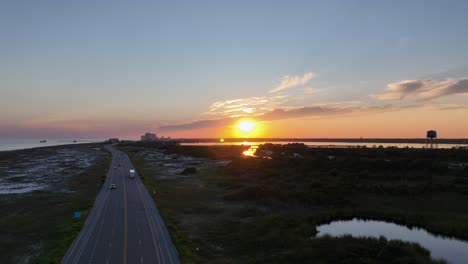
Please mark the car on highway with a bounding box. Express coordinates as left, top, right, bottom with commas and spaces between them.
110, 184, 116, 190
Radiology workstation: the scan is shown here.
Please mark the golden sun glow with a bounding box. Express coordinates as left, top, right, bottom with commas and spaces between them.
237, 120, 256, 134
231, 119, 263, 138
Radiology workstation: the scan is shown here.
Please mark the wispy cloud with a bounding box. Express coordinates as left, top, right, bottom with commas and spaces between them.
303, 87, 316, 94
158, 118, 234, 132
158, 106, 352, 132
259, 104, 425, 121
203, 95, 288, 117
371, 78, 468, 100
158, 103, 449, 132
269, 72, 316, 93
260, 106, 353, 120
158, 75, 468, 133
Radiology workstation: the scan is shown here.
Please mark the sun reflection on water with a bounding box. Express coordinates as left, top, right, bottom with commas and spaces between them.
242, 149, 255, 156
242, 145, 257, 157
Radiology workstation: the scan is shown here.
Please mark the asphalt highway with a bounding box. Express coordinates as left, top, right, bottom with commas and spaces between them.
62, 145, 180, 264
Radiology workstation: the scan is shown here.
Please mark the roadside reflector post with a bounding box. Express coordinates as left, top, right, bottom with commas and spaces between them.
73, 211, 82, 219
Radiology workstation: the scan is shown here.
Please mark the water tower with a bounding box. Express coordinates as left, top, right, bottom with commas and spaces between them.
426, 130, 437, 149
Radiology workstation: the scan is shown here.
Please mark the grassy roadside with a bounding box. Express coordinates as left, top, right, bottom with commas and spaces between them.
0, 144, 111, 264
40, 147, 111, 263
118, 144, 466, 263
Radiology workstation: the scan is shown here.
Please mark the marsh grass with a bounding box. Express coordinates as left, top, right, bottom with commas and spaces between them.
119, 144, 467, 263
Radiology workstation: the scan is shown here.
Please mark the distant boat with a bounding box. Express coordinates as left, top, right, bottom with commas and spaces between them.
40, 140, 47, 143
73, 140, 77, 143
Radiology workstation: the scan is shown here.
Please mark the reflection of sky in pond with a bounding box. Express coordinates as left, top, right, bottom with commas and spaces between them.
317, 218, 468, 264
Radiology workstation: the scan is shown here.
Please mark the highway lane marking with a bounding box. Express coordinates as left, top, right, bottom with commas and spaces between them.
71, 153, 116, 264
128, 150, 178, 264
105, 168, 123, 264
87, 190, 115, 262
141, 256, 144, 263
63, 172, 111, 263
140, 186, 166, 262
148, 195, 176, 264
136, 182, 163, 263
135, 179, 162, 263
64, 145, 116, 264
137, 179, 176, 264
68, 186, 110, 262
105, 150, 120, 264
123, 165, 128, 264
122, 150, 179, 263
154, 205, 177, 264
69, 192, 110, 264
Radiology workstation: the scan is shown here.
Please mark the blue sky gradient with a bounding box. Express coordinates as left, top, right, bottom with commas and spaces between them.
2, 1, 468, 138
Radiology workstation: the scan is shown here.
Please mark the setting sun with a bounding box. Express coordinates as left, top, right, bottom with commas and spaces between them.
232, 119, 264, 138
237, 120, 256, 134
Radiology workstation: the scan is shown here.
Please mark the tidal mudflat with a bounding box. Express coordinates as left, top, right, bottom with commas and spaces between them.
0, 144, 110, 263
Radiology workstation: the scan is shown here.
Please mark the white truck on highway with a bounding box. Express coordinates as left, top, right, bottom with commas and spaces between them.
129, 169, 135, 179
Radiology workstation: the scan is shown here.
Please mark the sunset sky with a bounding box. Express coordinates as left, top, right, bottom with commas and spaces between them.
2, 1, 468, 139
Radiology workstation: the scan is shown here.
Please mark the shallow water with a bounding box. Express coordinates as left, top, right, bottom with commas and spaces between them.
0, 147, 100, 194
0, 182, 45, 194
181, 141, 468, 149
0, 138, 102, 151
317, 218, 468, 264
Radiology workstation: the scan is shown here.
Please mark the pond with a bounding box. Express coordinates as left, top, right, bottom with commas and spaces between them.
316, 218, 468, 264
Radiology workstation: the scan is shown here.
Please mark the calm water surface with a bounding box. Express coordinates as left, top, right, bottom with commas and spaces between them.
317, 218, 468, 264
0, 139, 103, 151
181, 141, 468, 149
